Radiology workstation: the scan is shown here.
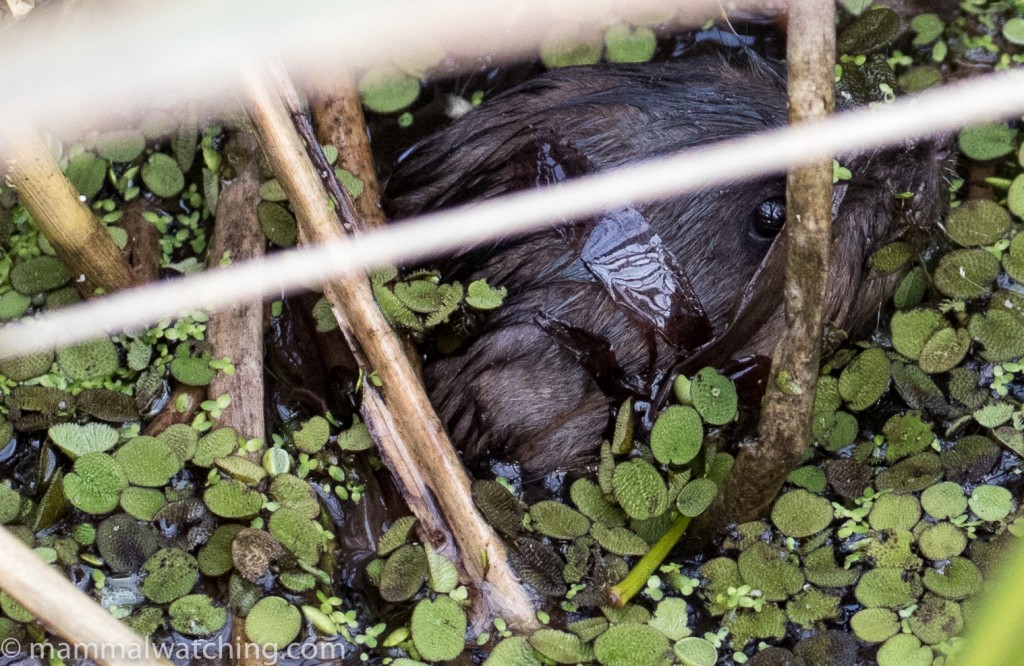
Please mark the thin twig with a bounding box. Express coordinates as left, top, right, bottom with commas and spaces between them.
697, 0, 836, 530
239, 62, 538, 631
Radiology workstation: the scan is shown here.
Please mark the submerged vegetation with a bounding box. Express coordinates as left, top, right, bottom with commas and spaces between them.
0, 1, 1022, 665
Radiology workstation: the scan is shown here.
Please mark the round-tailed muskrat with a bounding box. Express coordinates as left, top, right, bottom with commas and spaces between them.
385, 52, 950, 476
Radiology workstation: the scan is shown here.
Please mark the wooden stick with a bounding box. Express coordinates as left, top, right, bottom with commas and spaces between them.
206, 131, 267, 461
240, 62, 538, 632
204, 130, 272, 664
305, 75, 423, 367
0, 121, 139, 295
697, 0, 836, 530
308, 74, 387, 230
0, 527, 171, 666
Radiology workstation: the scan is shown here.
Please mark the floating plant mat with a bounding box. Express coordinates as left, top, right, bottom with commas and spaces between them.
0, 3, 1023, 666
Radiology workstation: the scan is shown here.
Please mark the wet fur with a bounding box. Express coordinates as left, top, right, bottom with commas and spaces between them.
385, 53, 948, 475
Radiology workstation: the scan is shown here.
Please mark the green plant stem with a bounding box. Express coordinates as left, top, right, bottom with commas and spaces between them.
609, 514, 692, 607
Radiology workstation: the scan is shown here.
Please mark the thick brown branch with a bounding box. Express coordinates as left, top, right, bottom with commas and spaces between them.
240, 62, 538, 632
308, 73, 388, 230
206, 131, 267, 459
205, 130, 272, 666
697, 0, 835, 529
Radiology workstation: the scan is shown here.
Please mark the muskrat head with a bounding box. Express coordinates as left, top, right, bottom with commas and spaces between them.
384, 50, 951, 475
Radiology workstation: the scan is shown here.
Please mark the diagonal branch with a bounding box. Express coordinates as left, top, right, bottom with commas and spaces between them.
239, 61, 538, 632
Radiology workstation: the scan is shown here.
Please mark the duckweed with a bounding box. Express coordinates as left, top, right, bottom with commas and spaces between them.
293, 415, 329, 453
48, 422, 119, 459
115, 436, 182, 487
593, 623, 671, 666
410, 596, 467, 662
245, 596, 300, 649
612, 459, 668, 520
650, 405, 703, 465
168, 594, 227, 637
63, 452, 128, 515
771, 489, 833, 538
56, 339, 119, 380
10, 256, 69, 294
203, 479, 263, 519
141, 548, 199, 603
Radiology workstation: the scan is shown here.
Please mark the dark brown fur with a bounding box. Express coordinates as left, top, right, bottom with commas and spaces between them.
385, 53, 949, 475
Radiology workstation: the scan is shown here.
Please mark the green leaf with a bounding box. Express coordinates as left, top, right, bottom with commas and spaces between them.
358, 64, 421, 114
650, 406, 702, 466
603, 23, 656, 63
465, 279, 507, 310
958, 123, 1016, 161
141, 153, 185, 198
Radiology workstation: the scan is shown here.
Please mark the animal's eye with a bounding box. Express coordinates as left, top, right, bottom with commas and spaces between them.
750, 197, 786, 239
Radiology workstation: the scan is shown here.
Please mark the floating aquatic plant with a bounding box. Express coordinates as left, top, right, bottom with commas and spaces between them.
141, 548, 199, 603
63, 452, 128, 515
168, 594, 227, 637
410, 596, 467, 662
245, 596, 301, 649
